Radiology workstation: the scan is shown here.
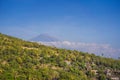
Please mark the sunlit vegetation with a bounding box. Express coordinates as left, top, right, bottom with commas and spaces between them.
0, 33, 120, 80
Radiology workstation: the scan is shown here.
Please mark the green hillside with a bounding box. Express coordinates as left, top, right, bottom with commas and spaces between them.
0, 33, 120, 80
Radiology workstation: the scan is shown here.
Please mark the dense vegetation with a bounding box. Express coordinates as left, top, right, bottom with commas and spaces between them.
0, 33, 120, 80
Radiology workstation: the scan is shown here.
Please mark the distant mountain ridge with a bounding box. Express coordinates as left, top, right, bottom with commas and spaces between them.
30, 34, 60, 42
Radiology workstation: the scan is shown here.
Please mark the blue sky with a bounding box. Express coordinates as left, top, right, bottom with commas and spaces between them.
0, 0, 120, 48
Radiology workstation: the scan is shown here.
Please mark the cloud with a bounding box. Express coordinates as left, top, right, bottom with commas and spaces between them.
39, 41, 120, 59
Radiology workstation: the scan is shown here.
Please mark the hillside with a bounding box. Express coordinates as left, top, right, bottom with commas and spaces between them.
0, 33, 120, 80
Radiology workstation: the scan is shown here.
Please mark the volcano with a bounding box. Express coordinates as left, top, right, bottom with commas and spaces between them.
30, 34, 60, 42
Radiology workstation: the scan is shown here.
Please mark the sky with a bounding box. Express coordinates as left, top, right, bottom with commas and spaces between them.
0, 0, 120, 51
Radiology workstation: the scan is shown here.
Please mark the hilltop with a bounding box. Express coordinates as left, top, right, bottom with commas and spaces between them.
0, 33, 120, 80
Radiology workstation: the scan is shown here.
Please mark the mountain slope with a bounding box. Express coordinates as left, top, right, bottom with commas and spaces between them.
0, 33, 120, 80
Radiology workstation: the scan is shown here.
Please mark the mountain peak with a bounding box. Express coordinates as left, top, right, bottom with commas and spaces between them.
30, 34, 60, 42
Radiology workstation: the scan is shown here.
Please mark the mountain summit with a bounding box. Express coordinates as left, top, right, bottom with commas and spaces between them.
30, 34, 60, 42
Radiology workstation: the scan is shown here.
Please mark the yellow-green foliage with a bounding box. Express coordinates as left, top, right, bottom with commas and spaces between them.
0, 33, 120, 80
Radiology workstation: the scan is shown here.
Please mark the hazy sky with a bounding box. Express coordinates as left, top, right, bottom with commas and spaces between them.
0, 0, 120, 48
